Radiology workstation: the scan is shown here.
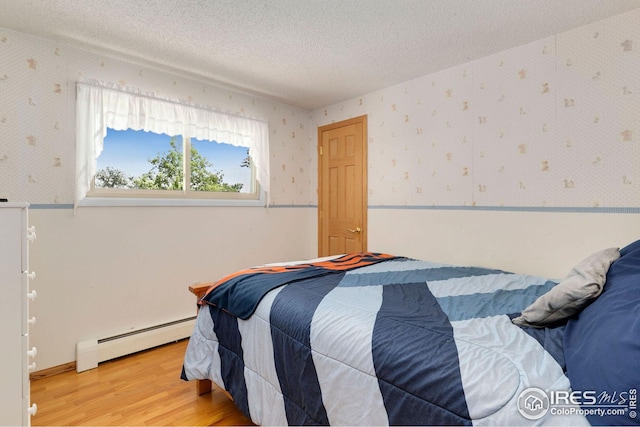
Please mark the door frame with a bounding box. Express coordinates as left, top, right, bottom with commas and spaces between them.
317, 115, 368, 256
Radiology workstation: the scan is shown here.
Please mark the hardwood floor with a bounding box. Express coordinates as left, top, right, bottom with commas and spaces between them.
31, 339, 254, 426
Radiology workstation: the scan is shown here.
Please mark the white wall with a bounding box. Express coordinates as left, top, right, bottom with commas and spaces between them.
28, 207, 315, 368
369, 209, 639, 279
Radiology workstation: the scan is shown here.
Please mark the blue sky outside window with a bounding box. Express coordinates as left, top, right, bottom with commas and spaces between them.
96, 128, 252, 192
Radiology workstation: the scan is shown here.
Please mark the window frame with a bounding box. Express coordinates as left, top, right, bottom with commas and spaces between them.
75, 79, 270, 209
88, 134, 260, 202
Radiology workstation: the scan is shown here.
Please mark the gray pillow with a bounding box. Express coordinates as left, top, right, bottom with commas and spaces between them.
512, 247, 620, 328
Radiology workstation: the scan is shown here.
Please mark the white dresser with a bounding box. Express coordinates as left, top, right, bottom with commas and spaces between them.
0, 203, 38, 426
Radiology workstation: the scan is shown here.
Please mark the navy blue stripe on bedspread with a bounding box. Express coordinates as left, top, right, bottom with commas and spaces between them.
210, 307, 251, 419
269, 273, 343, 425
373, 282, 472, 426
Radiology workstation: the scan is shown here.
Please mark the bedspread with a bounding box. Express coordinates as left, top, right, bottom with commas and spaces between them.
182, 256, 590, 426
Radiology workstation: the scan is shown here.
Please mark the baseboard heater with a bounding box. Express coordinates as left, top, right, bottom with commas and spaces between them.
75, 316, 196, 372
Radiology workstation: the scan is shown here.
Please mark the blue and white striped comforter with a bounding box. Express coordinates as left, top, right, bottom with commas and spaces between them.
182, 257, 590, 426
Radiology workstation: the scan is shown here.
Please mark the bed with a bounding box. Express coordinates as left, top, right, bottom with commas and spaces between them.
181, 241, 640, 426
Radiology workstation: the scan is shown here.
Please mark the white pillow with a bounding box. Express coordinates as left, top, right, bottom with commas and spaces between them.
512, 247, 620, 328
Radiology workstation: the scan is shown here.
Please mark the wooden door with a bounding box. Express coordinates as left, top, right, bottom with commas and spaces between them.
318, 115, 367, 256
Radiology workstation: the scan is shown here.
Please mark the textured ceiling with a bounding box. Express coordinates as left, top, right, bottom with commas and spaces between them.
1, 0, 639, 110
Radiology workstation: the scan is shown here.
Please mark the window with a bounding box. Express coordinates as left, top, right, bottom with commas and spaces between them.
91, 129, 256, 199
75, 79, 269, 208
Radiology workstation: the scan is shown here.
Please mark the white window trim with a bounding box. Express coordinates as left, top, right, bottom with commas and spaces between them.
78, 192, 267, 208
75, 79, 270, 210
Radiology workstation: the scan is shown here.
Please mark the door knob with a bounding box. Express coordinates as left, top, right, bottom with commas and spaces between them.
347, 227, 362, 233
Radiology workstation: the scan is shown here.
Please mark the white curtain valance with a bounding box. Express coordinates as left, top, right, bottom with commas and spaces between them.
75, 79, 269, 207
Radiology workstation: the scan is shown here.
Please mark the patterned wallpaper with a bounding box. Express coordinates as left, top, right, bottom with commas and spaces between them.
1, 8, 638, 210
312, 9, 639, 209
0, 28, 315, 206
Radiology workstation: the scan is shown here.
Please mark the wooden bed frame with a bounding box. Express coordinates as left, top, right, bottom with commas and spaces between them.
188, 282, 215, 396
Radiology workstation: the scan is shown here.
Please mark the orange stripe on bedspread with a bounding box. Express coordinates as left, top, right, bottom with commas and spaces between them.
201, 252, 397, 300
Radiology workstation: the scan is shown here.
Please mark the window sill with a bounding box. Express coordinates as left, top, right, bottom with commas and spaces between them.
79, 194, 266, 208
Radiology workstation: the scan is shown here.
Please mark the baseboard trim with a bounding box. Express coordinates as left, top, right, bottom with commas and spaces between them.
31, 361, 77, 380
